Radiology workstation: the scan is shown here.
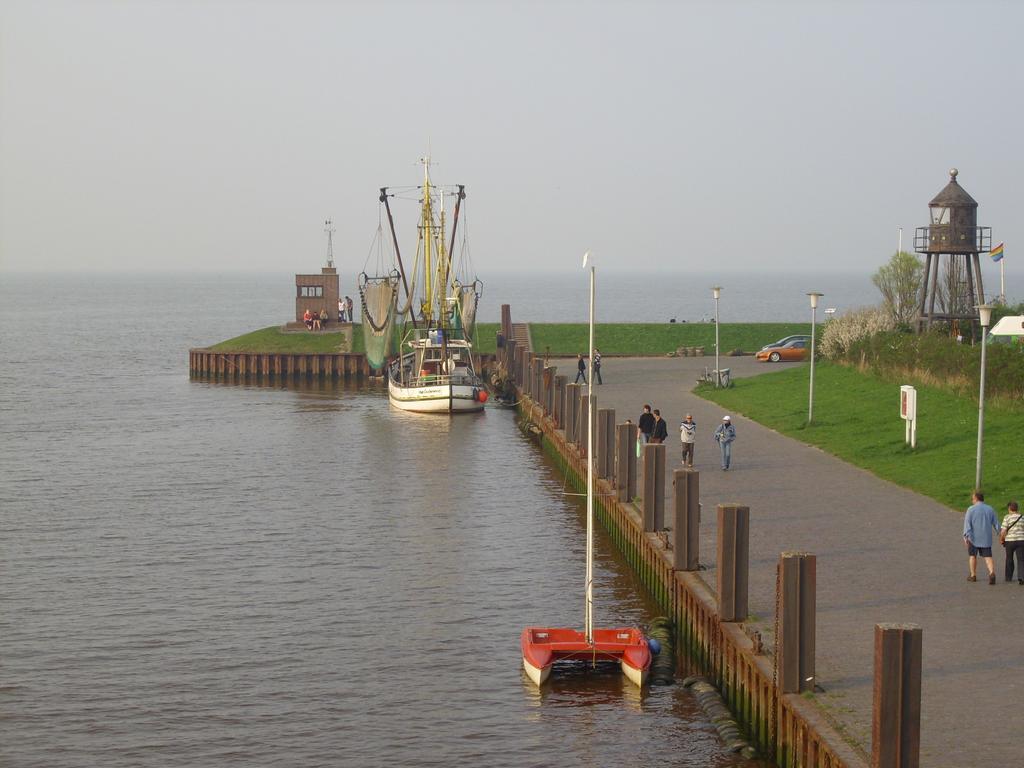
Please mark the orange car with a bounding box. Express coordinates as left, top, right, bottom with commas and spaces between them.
755, 339, 809, 362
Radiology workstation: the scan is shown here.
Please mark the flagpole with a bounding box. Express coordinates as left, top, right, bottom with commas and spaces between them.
1000, 258, 1005, 304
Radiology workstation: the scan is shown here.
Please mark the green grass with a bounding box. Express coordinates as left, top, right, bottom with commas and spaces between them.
208, 323, 500, 355
697, 361, 1024, 514
209, 326, 361, 353
529, 323, 810, 356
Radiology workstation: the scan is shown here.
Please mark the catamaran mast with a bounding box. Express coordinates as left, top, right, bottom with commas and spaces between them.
585, 260, 595, 645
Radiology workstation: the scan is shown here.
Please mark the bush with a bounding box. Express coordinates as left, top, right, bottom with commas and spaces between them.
819, 307, 895, 360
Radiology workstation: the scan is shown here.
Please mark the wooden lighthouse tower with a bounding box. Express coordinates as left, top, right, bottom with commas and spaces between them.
914, 168, 992, 332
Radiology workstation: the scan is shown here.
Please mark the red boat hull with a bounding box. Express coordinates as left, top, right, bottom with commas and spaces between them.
521, 627, 651, 687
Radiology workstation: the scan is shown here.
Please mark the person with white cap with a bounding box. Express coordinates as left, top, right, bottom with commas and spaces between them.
713, 415, 736, 471
679, 413, 696, 467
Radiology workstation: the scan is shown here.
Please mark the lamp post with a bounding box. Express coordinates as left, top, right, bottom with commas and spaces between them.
712, 286, 722, 387
975, 303, 994, 490
807, 292, 824, 423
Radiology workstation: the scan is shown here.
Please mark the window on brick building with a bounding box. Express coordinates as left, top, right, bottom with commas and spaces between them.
298, 286, 323, 298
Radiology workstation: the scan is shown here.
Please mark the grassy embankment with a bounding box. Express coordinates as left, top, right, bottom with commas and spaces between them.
208, 324, 502, 355
207, 322, 806, 356
529, 323, 809, 356
697, 361, 1024, 514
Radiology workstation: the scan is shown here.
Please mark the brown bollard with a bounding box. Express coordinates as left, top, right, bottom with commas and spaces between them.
777, 551, 816, 693
615, 423, 632, 501
672, 469, 700, 570
553, 375, 567, 427
872, 624, 922, 768
717, 505, 749, 621
565, 383, 580, 442
596, 409, 614, 479
641, 443, 666, 531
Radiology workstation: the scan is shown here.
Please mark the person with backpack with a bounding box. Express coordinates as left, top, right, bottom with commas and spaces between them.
713, 415, 736, 471
1000, 500, 1024, 584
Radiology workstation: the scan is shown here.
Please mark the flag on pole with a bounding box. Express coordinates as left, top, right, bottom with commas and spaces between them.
991, 242, 1005, 262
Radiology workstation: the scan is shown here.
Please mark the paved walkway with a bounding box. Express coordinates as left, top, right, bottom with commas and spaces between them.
567, 355, 1022, 766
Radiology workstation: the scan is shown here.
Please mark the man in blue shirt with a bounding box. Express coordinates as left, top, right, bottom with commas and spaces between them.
963, 491, 1000, 584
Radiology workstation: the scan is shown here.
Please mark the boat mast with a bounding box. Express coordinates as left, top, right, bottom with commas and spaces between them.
421, 157, 434, 325
379, 188, 416, 329
443, 185, 465, 299
585, 259, 595, 645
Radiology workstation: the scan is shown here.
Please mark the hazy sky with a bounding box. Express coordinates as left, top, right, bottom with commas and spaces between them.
1, 0, 1020, 279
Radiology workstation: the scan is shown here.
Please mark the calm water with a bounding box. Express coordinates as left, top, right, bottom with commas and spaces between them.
0, 275, 761, 767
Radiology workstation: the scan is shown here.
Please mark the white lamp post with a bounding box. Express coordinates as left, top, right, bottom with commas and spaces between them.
975, 303, 994, 489
807, 293, 824, 423
712, 286, 722, 387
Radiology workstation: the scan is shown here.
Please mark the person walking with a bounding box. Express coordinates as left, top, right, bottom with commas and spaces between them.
680, 413, 696, 467
346, 296, 354, 324
574, 354, 587, 384
713, 415, 736, 471
593, 348, 603, 384
338, 297, 346, 322
650, 409, 668, 444
637, 404, 655, 444
1000, 500, 1024, 584
963, 491, 1000, 584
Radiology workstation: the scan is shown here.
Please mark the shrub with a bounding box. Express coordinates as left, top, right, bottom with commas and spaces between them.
819, 307, 895, 360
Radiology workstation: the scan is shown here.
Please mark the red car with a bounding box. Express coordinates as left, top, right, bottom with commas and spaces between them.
756, 339, 809, 362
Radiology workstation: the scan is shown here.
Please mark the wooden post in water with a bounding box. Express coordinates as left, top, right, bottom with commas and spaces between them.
500, 304, 512, 366
641, 443, 666, 531
777, 551, 816, 693
872, 624, 922, 768
506, 341, 517, 384
716, 504, 749, 622
532, 358, 543, 402
596, 409, 614, 479
577, 392, 592, 456
565, 383, 580, 443
615, 422, 632, 502
672, 469, 700, 570
553, 375, 567, 427
543, 367, 556, 416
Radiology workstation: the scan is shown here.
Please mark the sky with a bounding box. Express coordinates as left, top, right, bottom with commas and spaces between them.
1, 0, 1021, 280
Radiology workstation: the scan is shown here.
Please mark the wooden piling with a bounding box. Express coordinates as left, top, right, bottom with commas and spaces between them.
778, 551, 816, 693
596, 408, 614, 480
615, 422, 632, 502
641, 443, 666, 531
565, 383, 580, 442
673, 469, 700, 571
717, 504, 749, 622
872, 624, 922, 768
553, 374, 567, 427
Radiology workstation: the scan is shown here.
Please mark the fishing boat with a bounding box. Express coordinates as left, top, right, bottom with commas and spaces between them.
520, 254, 651, 687
376, 158, 487, 414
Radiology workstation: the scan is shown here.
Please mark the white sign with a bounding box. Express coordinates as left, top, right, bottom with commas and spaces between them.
990, 316, 1024, 336
900, 385, 917, 448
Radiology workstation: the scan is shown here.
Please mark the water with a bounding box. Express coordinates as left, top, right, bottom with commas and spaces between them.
0, 274, 760, 767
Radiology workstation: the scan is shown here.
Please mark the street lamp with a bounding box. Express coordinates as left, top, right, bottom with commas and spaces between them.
975, 303, 994, 489
712, 286, 722, 387
807, 292, 824, 423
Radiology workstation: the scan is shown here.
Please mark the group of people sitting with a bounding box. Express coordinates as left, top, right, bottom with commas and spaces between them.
303, 308, 329, 331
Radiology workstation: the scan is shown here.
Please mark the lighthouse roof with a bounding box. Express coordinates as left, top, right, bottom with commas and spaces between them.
929, 168, 977, 208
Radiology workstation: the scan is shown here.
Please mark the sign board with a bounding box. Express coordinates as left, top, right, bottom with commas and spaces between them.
900, 385, 917, 420
989, 316, 1024, 336
900, 385, 917, 448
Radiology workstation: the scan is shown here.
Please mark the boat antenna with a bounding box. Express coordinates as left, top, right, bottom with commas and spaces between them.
324, 218, 335, 268
584, 250, 595, 645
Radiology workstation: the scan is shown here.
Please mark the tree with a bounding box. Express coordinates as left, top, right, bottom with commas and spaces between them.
872, 251, 925, 326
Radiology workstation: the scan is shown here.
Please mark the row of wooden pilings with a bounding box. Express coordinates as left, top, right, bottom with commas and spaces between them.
189, 349, 373, 379
508, 344, 922, 768
188, 349, 498, 380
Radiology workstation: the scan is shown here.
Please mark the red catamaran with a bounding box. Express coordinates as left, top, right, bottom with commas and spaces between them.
520, 253, 651, 688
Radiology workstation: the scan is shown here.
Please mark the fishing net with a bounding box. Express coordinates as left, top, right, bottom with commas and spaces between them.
360, 273, 399, 370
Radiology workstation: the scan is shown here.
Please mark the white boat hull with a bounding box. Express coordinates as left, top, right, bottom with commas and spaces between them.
522, 656, 552, 687
621, 660, 649, 688
388, 380, 485, 413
